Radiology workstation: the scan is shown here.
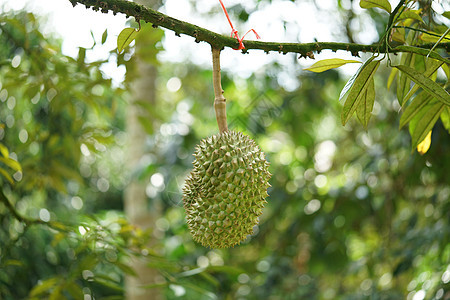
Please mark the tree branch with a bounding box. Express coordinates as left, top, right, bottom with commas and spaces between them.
69, 0, 449, 58
0, 188, 67, 230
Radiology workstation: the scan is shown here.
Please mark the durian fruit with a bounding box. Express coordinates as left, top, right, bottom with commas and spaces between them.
183, 130, 271, 248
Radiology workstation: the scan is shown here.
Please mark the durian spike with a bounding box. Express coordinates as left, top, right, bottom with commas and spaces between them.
212, 47, 228, 133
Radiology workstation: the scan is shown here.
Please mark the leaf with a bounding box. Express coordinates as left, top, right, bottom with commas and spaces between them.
177, 267, 206, 278
304, 59, 361, 73
0, 143, 9, 158
4, 259, 24, 266
102, 29, 108, 44
393, 46, 450, 64
0, 168, 14, 184
179, 282, 217, 299
443, 11, 450, 19
396, 10, 424, 23
359, 0, 391, 13
90, 30, 96, 48
339, 56, 375, 101
117, 28, 139, 54
48, 221, 70, 232
399, 90, 432, 129
78, 255, 98, 271
66, 282, 84, 300
442, 63, 450, 80
356, 77, 375, 129
410, 102, 444, 149
396, 52, 414, 105
419, 31, 450, 43
116, 262, 137, 276
48, 286, 64, 300
51, 232, 66, 247
440, 107, 450, 134
416, 130, 431, 155
0, 156, 22, 172
341, 60, 380, 125
401, 59, 443, 106
93, 278, 124, 292
387, 67, 398, 90
395, 64, 450, 106
206, 265, 245, 276
391, 27, 406, 43
29, 278, 59, 297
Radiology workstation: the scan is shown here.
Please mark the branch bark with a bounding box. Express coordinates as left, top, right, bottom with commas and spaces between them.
69, 0, 449, 58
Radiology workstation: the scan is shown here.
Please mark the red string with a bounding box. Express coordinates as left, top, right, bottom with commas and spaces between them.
218, 0, 260, 50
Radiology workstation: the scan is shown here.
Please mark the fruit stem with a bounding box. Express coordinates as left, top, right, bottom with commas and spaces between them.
212, 47, 228, 133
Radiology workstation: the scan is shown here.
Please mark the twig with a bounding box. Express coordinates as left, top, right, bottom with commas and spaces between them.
68, 0, 449, 56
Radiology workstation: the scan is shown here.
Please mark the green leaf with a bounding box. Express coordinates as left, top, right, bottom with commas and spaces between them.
142, 283, 169, 289
0, 168, 14, 184
410, 102, 444, 149
175, 267, 220, 287
393, 46, 449, 64
198, 272, 220, 287
356, 77, 375, 129
392, 26, 406, 43
49, 286, 64, 300
396, 52, 414, 105
396, 10, 424, 23
29, 277, 59, 297
341, 60, 380, 125
177, 267, 206, 278
117, 28, 139, 54
304, 58, 361, 73
98, 297, 126, 300
116, 262, 137, 276
66, 282, 84, 300
93, 278, 124, 292
178, 282, 217, 299
359, 0, 391, 13
443, 11, 450, 19
4, 259, 24, 266
206, 265, 245, 276
339, 56, 375, 101
419, 31, 450, 43
90, 30, 96, 48
0, 143, 9, 158
78, 255, 98, 271
399, 90, 433, 129
440, 107, 450, 133
102, 29, 108, 44
442, 63, 450, 80
401, 59, 443, 106
0, 156, 22, 172
387, 67, 398, 90
394, 64, 450, 106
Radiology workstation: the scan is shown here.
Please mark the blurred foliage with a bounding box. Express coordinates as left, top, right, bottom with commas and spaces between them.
0, 2, 449, 300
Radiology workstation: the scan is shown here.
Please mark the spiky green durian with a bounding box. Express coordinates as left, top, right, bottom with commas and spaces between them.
183, 130, 271, 248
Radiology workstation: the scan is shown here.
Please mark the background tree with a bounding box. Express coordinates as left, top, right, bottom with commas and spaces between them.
123, 0, 164, 298
0, 0, 449, 299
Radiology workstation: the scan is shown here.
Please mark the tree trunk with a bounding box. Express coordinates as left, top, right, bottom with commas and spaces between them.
124, 1, 162, 299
